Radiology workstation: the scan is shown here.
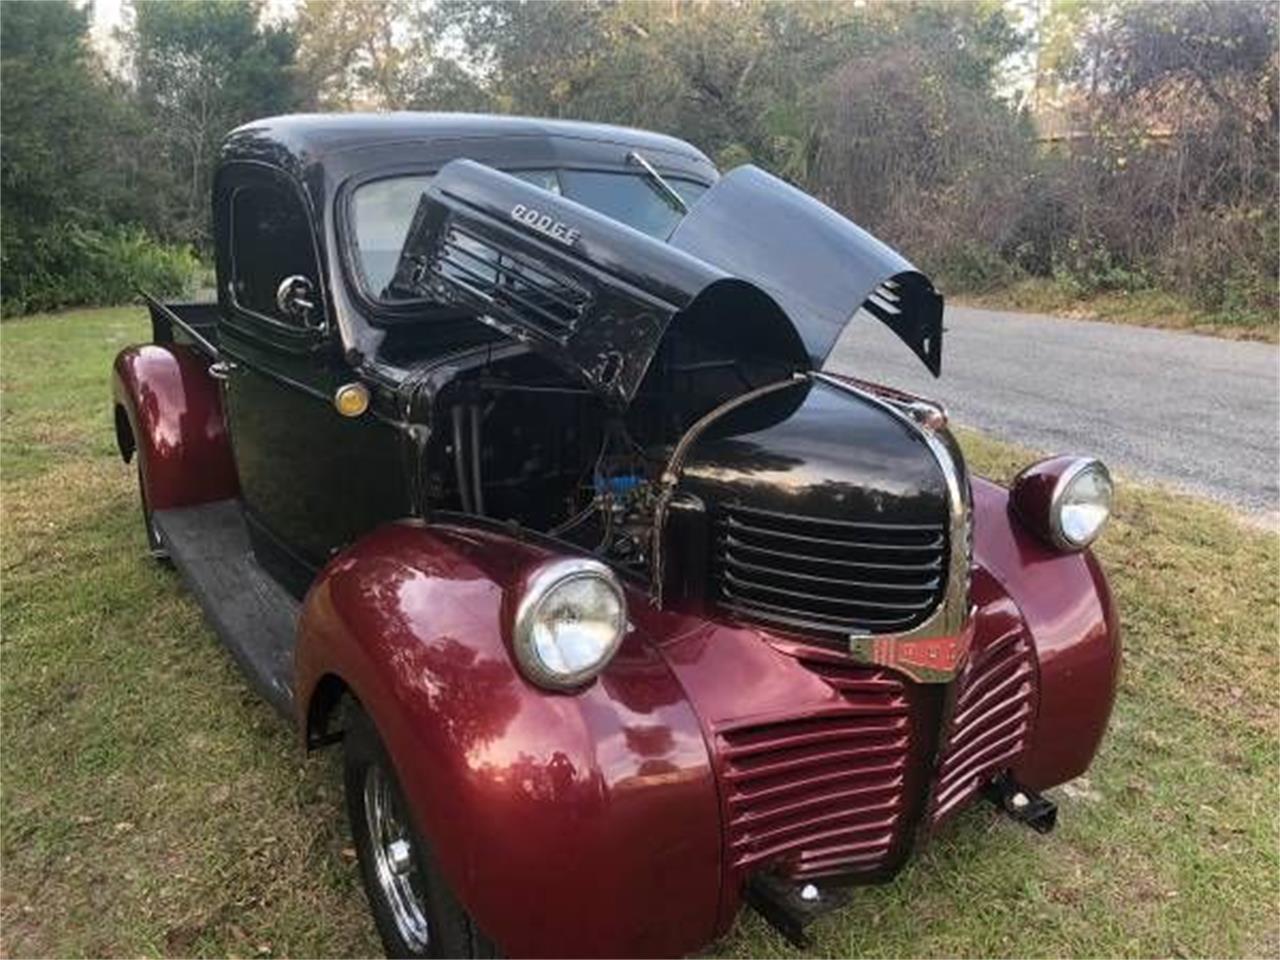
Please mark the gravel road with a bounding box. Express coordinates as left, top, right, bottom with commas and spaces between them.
828, 305, 1280, 515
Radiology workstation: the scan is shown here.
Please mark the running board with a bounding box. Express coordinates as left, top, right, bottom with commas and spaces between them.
152, 500, 298, 719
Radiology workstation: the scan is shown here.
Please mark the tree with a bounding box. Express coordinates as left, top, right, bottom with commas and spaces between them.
296, 0, 421, 109
128, 0, 305, 246
434, 0, 612, 116
814, 1, 1032, 276
295, 0, 490, 111
1, 2, 117, 234
1036, 1, 1278, 312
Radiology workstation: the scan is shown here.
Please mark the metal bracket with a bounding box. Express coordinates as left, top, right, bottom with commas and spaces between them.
983, 773, 1058, 834
744, 873, 852, 950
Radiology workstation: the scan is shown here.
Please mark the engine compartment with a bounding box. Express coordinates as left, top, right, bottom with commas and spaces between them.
424, 305, 804, 574
394, 158, 955, 611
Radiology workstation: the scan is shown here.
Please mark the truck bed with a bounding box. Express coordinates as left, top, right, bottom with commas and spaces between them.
144, 295, 220, 357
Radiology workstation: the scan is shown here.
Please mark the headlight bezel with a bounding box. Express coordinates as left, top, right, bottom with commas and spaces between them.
1012, 455, 1113, 552
1049, 457, 1113, 550
512, 557, 627, 691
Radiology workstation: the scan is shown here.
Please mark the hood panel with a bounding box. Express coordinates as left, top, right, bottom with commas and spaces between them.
391, 159, 734, 404
670, 166, 944, 376
390, 160, 943, 406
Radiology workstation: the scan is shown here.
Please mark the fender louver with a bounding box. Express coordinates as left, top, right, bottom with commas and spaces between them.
717, 657, 913, 880
930, 625, 1036, 824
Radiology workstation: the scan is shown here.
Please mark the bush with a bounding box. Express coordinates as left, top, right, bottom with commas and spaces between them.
0, 222, 199, 317
931, 243, 1025, 295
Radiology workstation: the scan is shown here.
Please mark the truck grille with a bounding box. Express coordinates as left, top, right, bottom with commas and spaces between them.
930, 625, 1036, 824
712, 502, 947, 639
717, 658, 912, 880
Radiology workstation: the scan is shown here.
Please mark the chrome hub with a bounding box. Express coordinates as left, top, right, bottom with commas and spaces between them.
363, 763, 429, 950
388, 838, 413, 876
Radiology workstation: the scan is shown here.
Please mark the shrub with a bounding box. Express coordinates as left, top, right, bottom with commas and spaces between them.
0, 222, 199, 317
930, 243, 1024, 295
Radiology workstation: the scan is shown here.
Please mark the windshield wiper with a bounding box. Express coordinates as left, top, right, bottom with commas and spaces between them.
626, 150, 689, 214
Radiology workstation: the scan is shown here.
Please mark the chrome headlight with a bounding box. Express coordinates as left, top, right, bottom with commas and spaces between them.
512, 558, 626, 690
1052, 459, 1113, 548
1012, 456, 1113, 551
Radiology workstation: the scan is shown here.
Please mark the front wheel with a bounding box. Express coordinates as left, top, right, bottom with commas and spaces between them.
344, 705, 496, 959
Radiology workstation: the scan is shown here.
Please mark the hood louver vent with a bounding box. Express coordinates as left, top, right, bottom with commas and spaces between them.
437, 226, 592, 342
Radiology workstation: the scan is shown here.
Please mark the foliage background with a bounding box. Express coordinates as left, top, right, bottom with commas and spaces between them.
0, 0, 1276, 324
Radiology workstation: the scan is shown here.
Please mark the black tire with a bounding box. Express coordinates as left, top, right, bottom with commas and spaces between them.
344, 705, 497, 959
135, 464, 169, 561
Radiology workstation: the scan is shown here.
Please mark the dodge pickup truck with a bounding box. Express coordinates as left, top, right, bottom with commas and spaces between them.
112, 113, 1119, 959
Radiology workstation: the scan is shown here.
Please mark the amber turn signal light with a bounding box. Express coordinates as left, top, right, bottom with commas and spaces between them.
334, 382, 370, 418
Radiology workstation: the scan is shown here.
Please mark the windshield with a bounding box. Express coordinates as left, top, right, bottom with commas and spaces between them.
349, 168, 709, 298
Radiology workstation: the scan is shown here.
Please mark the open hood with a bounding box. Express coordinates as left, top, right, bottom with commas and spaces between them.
389, 159, 941, 406
669, 166, 943, 376
390, 159, 796, 405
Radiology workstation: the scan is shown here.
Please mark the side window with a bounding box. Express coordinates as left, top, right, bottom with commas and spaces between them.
230, 185, 318, 325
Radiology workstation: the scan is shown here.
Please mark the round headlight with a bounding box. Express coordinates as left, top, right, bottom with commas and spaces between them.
513, 558, 626, 690
1053, 459, 1113, 548
1012, 456, 1113, 552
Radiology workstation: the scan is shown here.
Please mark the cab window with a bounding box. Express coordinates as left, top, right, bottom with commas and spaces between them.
349, 167, 708, 304
558, 170, 706, 240
351, 169, 561, 298
230, 185, 318, 325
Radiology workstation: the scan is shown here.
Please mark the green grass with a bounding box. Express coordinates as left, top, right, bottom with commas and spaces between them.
3, 306, 1277, 957
957, 279, 1279, 343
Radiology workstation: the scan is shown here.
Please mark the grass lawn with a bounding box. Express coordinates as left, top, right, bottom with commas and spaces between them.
2, 305, 1277, 958
957, 280, 1279, 343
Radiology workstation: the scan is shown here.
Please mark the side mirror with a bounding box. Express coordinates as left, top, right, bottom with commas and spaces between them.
275, 275, 321, 328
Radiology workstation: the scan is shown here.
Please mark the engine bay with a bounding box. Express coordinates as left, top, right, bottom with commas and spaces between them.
425, 329, 797, 574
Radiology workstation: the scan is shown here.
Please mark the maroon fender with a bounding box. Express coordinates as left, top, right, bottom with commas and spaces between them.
112, 344, 239, 510
294, 522, 722, 959
970, 476, 1121, 790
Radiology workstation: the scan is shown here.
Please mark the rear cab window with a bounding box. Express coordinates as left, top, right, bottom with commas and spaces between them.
230, 184, 320, 326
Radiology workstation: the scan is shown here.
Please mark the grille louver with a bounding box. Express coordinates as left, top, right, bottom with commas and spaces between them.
437, 226, 591, 341
712, 502, 947, 639
930, 626, 1036, 824
718, 658, 913, 880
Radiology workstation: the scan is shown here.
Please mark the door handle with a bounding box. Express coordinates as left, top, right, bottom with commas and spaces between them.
208, 360, 236, 381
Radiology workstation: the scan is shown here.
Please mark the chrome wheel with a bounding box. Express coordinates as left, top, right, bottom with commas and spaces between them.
363, 762, 430, 952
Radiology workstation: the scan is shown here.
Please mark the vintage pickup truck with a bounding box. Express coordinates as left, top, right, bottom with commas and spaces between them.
112, 113, 1119, 959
